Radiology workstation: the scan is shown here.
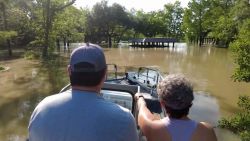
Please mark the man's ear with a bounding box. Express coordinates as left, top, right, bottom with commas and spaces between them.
105, 68, 107, 78
67, 65, 71, 76
102, 68, 107, 82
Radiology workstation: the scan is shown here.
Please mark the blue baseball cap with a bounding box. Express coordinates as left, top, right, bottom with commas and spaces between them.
69, 43, 106, 72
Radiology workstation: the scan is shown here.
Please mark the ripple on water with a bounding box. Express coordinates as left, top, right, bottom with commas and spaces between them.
17, 100, 31, 119
189, 91, 240, 141
190, 91, 220, 126
7, 134, 27, 141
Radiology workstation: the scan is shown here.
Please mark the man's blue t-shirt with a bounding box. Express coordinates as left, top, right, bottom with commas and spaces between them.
28, 89, 138, 141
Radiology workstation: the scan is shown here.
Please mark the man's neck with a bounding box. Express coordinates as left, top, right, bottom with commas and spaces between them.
168, 115, 190, 120
72, 85, 100, 94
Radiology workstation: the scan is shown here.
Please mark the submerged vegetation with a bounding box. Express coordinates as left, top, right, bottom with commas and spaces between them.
219, 96, 250, 141
218, 2, 250, 139
24, 50, 41, 60
230, 19, 250, 82
0, 66, 4, 71
218, 7, 250, 139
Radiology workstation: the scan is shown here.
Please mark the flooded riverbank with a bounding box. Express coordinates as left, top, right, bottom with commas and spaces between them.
0, 43, 249, 140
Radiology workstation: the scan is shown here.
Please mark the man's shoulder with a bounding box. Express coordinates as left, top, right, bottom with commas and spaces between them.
35, 90, 71, 109
96, 99, 135, 125
101, 102, 138, 141
101, 100, 132, 117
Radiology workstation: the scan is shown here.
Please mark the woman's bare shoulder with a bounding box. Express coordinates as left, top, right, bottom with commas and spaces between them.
198, 122, 214, 130
147, 119, 171, 141
193, 122, 217, 141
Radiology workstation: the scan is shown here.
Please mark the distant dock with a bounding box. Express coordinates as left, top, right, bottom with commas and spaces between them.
129, 38, 177, 48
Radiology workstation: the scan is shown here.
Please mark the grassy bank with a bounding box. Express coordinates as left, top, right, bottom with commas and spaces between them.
0, 66, 4, 71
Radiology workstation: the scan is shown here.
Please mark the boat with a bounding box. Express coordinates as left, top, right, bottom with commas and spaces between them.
59, 65, 166, 141
59, 65, 165, 115
105, 64, 164, 95
125, 67, 164, 97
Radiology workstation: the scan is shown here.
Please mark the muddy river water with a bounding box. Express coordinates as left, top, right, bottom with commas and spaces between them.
0, 43, 249, 141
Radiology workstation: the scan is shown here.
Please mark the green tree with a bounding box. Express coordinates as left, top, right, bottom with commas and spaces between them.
0, 0, 13, 56
182, 0, 212, 45
182, 8, 195, 42
85, 1, 131, 47
0, 0, 37, 56
0, 31, 17, 45
132, 10, 148, 37
53, 6, 86, 51
207, 0, 235, 47
30, 0, 76, 57
230, 19, 250, 82
132, 6, 184, 39
134, 11, 163, 37
45, 0, 76, 57
162, 1, 184, 40
146, 11, 165, 37
9, 0, 35, 46
218, 2, 250, 140
219, 96, 250, 141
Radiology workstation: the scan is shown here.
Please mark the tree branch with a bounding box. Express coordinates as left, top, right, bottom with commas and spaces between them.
55, 0, 76, 11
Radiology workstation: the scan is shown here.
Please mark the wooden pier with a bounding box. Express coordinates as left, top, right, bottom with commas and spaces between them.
129, 38, 177, 48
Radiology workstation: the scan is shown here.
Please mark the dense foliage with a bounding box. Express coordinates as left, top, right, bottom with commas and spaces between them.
85, 1, 132, 47
230, 19, 250, 82
0, 0, 185, 56
182, 0, 250, 47
219, 96, 250, 141
216, 1, 250, 140
0, 0, 78, 57
0, 31, 17, 43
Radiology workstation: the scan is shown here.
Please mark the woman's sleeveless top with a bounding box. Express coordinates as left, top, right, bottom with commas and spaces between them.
164, 117, 197, 141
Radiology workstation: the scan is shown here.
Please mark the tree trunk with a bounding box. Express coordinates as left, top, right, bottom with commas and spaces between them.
1, 3, 12, 56
7, 39, 12, 56
67, 41, 70, 47
67, 41, 70, 52
42, 0, 76, 57
63, 38, 66, 52
199, 36, 202, 46
56, 39, 60, 51
199, 1, 202, 47
108, 35, 112, 48
43, 0, 51, 57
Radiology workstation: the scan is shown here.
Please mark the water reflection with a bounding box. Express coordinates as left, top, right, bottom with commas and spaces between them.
215, 128, 241, 141
0, 57, 69, 141
169, 43, 188, 55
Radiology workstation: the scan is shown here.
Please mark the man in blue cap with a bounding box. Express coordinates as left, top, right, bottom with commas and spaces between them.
28, 43, 138, 141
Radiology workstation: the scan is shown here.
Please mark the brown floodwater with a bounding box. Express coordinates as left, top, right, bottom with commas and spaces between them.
0, 43, 249, 141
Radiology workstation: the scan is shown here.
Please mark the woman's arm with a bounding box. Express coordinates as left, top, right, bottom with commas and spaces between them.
135, 93, 156, 137
135, 93, 170, 141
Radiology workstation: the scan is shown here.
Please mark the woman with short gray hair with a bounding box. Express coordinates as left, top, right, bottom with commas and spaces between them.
135, 74, 217, 141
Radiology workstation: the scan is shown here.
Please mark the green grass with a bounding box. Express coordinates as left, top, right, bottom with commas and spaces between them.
24, 50, 40, 60
0, 66, 4, 71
